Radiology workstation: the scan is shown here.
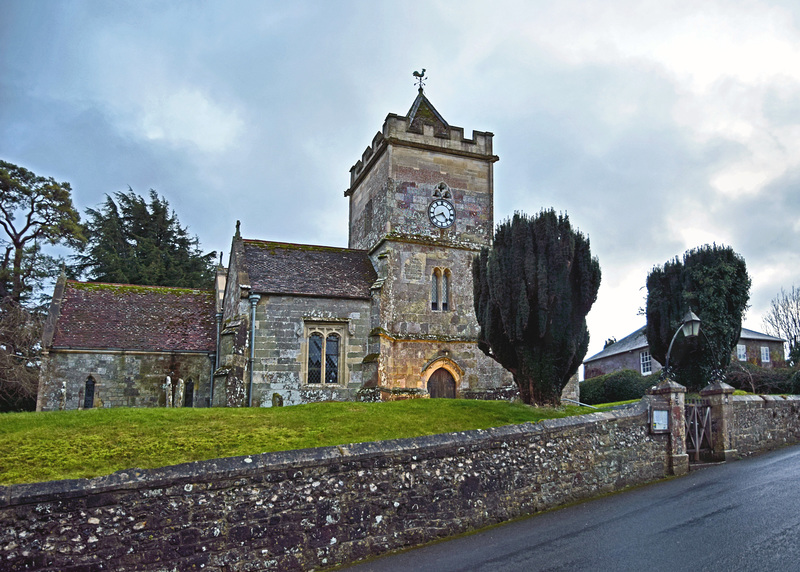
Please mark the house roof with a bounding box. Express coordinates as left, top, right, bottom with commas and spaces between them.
242, 240, 377, 300
584, 325, 786, 364
584, 326, 648, 363
739, 327, 785, 343
50, 281, 216, 352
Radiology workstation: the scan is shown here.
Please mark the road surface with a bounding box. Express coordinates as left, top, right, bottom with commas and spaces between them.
343, 445, 800, 572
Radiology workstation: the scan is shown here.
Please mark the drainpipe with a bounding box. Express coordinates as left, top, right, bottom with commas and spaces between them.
208, 354, 215, 407
210, 311, 222, 405
248, 294, 261, 407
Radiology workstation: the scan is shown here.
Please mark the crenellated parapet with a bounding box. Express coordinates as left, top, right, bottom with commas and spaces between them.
346, 94, 498, 196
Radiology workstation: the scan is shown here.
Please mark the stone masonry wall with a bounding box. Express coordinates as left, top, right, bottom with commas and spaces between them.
732, 394, 800, 456
584, 351, 663, 380
249, 295, 373, 407
0, 403, 667, 571
39, 351, 213, 410
369, 240, 514, 392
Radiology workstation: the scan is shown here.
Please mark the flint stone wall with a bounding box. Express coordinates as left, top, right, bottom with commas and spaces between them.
0, 402, 666, 571
732, 394, 800, 456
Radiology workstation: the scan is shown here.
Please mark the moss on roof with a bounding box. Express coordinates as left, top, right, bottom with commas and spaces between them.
68, 280, 212, 297
243, 239, 362, 255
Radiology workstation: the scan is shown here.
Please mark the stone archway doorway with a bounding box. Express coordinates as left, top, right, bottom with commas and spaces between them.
427, 368, 456, 398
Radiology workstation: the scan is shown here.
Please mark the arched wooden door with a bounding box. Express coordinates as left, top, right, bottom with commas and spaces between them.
427, 368, 456, 398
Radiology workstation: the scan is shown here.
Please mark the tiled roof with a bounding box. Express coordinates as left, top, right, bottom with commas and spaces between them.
242, 240, 377, 299
51, 281, 216, 352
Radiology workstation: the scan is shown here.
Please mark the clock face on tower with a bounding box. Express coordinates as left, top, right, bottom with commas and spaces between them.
428, 199, 455, 228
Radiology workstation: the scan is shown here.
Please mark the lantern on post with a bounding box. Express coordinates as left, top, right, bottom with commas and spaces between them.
665, 311, 701, 370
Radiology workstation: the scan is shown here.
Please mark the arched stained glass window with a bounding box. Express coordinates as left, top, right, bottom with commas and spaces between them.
308, 333, 323, 384
325, 333, 339, 384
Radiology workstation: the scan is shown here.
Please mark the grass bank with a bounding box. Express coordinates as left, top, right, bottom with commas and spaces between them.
0, 399, 607, 486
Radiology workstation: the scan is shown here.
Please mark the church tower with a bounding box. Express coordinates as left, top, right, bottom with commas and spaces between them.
346, 88, 512, 398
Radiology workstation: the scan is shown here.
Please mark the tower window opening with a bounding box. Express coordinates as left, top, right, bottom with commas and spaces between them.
431, 270, 440, 311
442, 271, 450, 311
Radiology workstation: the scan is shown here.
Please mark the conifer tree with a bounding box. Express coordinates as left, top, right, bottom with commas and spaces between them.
76, 190, 216, 288
472, 210, 601, 405
646, 244, 751, 390
0, 160, 84, 411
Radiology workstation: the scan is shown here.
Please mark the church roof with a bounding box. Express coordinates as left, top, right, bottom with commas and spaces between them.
50, 281, 216, 352
242, 240, 377, 300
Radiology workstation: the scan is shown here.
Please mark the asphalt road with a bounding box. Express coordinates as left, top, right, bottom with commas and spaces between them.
343, 446, 800, 572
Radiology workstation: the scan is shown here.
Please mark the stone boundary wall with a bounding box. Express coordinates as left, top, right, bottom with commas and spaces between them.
732, 394, 800, 456
0, 402, 668, 571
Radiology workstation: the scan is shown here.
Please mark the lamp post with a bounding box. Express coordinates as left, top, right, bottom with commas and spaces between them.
664, 310, 702, 371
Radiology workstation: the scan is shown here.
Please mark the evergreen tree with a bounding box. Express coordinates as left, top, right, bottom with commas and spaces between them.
646, 244, 751, 390
472, 210, 601, 405
76, 190, 216, 288
0, 160, 84, 411
0, 160, 84, 304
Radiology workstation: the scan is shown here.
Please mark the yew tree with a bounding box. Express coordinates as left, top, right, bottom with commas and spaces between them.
473, 210, 601, 405
646, 244, 751, 391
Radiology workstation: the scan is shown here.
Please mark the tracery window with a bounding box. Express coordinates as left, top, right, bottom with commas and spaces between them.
305, 324, 345, 385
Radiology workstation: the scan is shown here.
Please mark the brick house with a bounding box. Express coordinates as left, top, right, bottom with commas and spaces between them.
38, 89, 517, 410
583, 325, 786, 380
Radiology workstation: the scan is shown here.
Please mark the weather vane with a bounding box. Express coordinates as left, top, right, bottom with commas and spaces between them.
413, 68, 427, 91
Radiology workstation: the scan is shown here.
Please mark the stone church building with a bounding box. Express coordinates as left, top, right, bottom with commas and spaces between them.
38, 90, 521, 410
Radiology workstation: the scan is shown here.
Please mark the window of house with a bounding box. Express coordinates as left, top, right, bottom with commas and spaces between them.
84, 375, 95, 409
306, 324, 345, 385
640, 350, 652, 375
761, 346, 770, 363
737, 344, 747, 361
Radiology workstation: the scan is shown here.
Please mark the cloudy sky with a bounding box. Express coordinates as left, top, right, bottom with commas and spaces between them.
2, 0, 799, 362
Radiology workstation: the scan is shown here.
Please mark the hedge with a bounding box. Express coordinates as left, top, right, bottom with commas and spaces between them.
580, 369, 658, 405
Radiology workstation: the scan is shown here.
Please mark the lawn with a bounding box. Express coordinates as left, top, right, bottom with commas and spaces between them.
0, 399, 604, 485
